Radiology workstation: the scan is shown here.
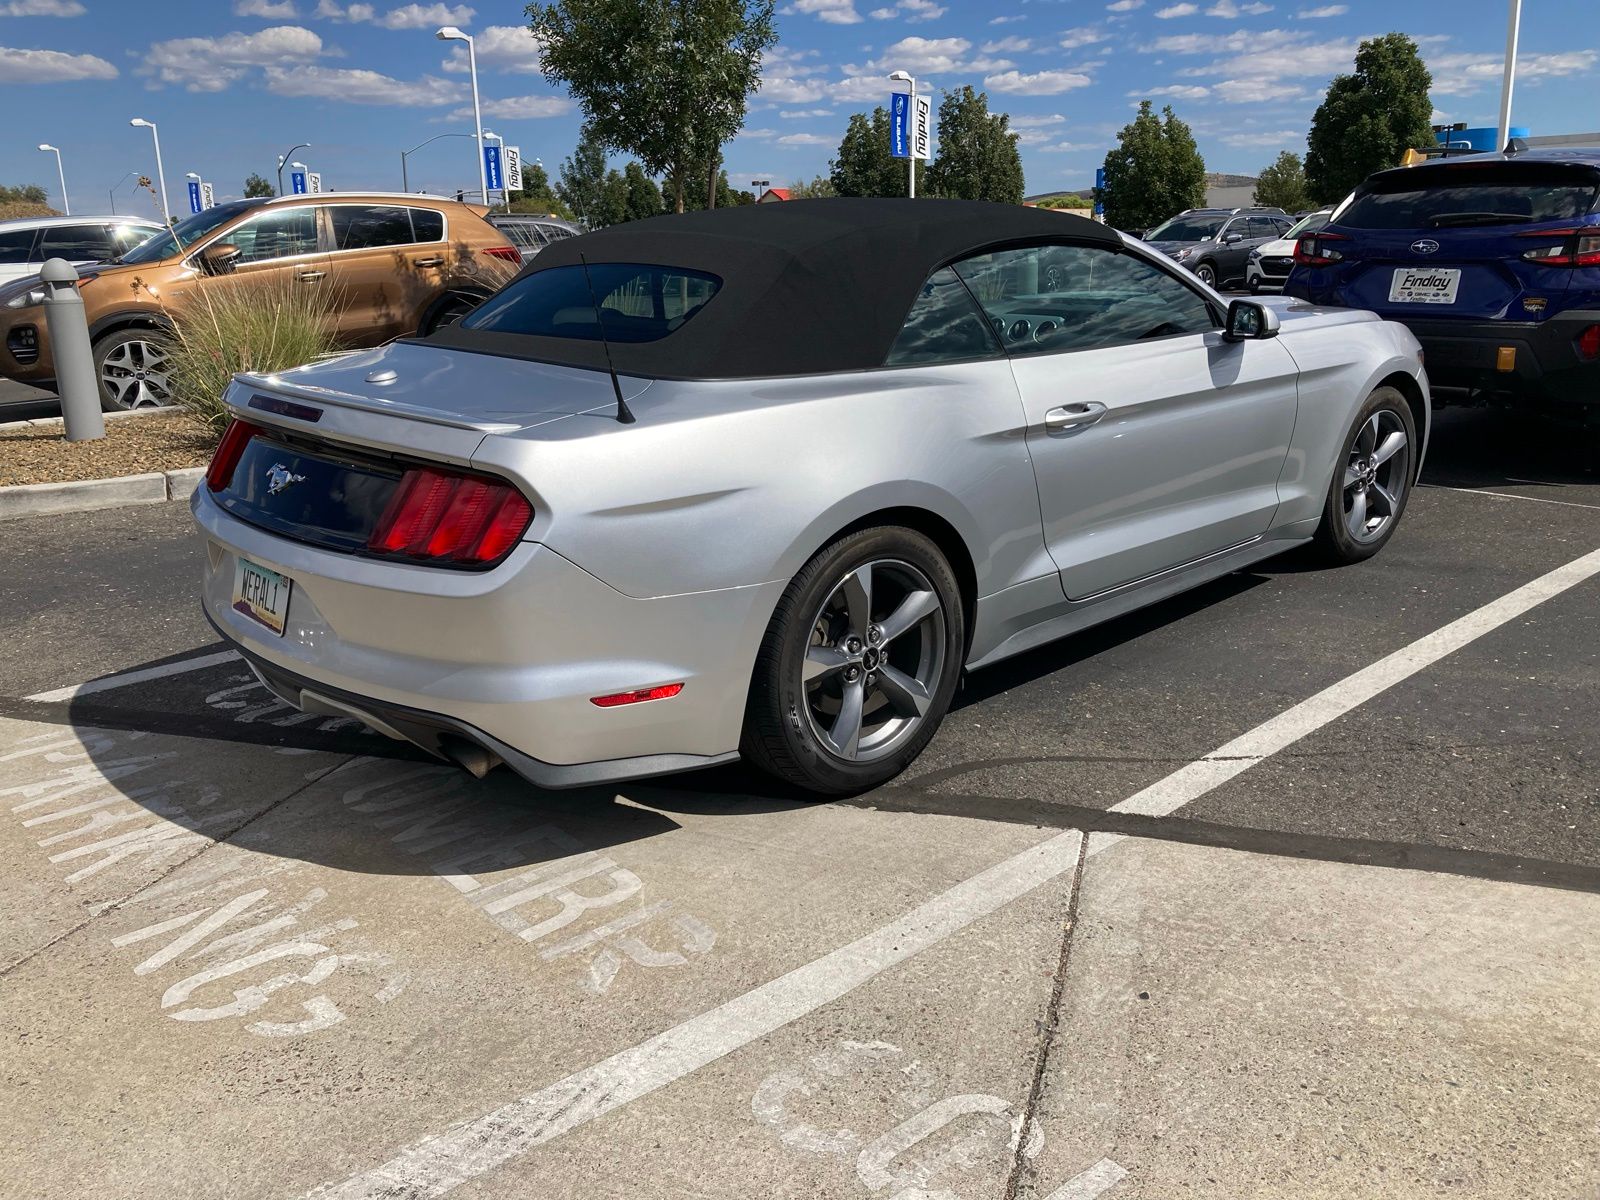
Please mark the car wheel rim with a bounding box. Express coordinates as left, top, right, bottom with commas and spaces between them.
1342, 409, 1409, 543
1198, 265, 1215, 285
800, 558, 946, 765
100, 338, 172, 409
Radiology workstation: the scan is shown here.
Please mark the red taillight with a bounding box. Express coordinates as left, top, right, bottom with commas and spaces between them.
206, 419, 262, 492
482, 245, 522, 265
1294, 231, 1349, 268
590, 683, 685, 708
1519, 227, 1600, 267
1579, 324, 1600, 361
368, 466, 532, 565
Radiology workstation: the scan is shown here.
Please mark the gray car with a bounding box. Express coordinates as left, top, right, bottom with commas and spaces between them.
1143, 207, 1294, 289
193, 199, 1429, 796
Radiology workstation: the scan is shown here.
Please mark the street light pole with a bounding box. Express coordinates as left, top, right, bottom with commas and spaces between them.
436, 26, 488, 205
1496, 0, 1524, 153
400, 131, 476, 192
37, 144, 68, 215
108, 171, 135, 215
129, 119, 171, 227
276, 142, 310, 197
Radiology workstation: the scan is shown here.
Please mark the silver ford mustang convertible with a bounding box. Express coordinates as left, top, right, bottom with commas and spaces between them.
194, 199, 1428, 796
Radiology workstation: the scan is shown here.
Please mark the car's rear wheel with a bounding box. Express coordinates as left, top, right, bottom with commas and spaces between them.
1312, 385, 1417, 564
1195, 261, 1218, 287
742, 526, 964, 796
94, 328, 174, 411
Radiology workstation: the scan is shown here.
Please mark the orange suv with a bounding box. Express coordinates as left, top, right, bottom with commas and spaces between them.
0, 192, 521, 409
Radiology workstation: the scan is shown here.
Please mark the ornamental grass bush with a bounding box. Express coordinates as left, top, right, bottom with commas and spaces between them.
165, 275, 345, 433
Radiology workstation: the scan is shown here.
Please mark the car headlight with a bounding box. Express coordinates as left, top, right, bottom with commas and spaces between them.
5, 286, 45, 309
1173, 246, 1196, 260
1248, 249, 1261, 261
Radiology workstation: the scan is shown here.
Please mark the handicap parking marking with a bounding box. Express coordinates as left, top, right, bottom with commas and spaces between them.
302, 542, 1600, 1199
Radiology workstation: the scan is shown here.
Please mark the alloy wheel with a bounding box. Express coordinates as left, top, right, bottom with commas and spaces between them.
801, 558, 947, 764
1196, 263, 1217, 286
100, 338, 173, 409
1342, 409, 1410, 543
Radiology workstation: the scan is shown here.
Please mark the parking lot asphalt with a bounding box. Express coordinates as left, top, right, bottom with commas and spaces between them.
1, 405, 1597, 1199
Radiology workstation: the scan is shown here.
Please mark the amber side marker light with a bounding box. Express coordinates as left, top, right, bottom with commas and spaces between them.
591, 683, 685, 708
1496, 346, 1517, 372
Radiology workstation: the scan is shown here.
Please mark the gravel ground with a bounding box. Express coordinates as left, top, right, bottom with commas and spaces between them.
0, 409, 216, 486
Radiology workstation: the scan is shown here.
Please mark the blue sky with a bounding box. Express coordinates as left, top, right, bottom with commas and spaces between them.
1, 0, 1595, 214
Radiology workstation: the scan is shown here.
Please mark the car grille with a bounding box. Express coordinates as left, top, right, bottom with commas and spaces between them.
6, 323, 39, 365
1261, 257, 1295, 273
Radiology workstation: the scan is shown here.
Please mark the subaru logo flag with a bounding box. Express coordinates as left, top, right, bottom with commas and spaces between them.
290, 171, 307, 195
484, 144, 503, 192
890, 93, 910, 159
187, 180, 202, 215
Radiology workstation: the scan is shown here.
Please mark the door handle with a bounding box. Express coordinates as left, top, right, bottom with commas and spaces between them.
414, 257, 444, 267
1044, 402, 1107, 432
296, 269, 325, 282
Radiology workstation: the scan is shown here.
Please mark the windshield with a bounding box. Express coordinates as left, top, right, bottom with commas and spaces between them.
461, 263, 722, 343
1337, 166, 1600, 230
1285, 211, 1330, 239
117, 199, 262, 264
1145, 214, 1226, 242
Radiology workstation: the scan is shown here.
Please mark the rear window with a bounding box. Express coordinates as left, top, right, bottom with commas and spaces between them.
1338, 165, 1600, 230
0, 227, 37, 264
461, 263, 721, 343
330, 205, 444, 250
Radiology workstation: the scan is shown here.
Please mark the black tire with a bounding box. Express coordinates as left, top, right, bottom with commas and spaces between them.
92, 327, 175, 412
418, 292, 482, 336
742, 526, 965, 797
1248, 277, 1261, 294
1312, 385, 1418, 565
1195, 261, 1218, 288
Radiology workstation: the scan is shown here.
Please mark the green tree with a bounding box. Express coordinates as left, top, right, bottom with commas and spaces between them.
830, 107, 904, 198
507, 161, 576, 219
529, 0, 776, 214
923, 86, 1024, 203
591, 168, 630, 227
1305, 32, 1433, 204
557, 127, 609, 228
0, 183, 48, 205
242, 173, 274, 198
623, 161, 663, 221
669, 166, 755, 212
1099, 100, 1206, 233
1253, 150, 1311, 211
787, 174, 835, 199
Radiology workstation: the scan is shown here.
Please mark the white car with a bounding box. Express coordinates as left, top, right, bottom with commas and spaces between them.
0, 215, 163, 286
1246, 208, 1332, 293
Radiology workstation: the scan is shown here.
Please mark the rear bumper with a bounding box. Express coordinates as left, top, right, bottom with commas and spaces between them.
193, 486, 784, 788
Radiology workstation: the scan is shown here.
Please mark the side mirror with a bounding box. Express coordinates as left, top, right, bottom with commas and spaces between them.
1223, 299, 1281, 343
1223, 231, 1245, 244
199, 243, 241, 275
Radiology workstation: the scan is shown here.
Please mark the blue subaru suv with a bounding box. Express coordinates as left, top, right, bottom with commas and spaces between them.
1285, 149, 1600, 422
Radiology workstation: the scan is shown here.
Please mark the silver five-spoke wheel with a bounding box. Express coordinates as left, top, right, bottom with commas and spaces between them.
801, 559, 946, 763
99, 337, 173, 409
1342, 409, 1409, 543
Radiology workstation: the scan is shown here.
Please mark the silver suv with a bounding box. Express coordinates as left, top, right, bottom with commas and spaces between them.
0, 214, 162, 285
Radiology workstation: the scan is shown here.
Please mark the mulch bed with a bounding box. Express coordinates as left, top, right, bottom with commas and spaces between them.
0, 409, 218, 487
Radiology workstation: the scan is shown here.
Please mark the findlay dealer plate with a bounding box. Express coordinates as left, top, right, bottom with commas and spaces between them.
1389, 266, 1461, 305
231, 556, 291, 637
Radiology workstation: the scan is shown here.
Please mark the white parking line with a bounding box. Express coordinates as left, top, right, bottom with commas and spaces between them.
1426, 485, 1600, 512
24, 650, 241, 704
304, 544, 1600, 1199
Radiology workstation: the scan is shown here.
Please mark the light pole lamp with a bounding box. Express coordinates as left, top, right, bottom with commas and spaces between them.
37, 144, 69, 215
276, 142, 310, 197
129, 119, 171, 226
108, 170, 136, 215
436, 26, 488, 205
888, 71, 918, 199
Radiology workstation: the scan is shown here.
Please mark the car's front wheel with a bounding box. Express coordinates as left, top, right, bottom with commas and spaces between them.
1194, 261, 1218, 288
742, 526, 965, 796
94, 328, 175, 411
1313, 385, 1417, 564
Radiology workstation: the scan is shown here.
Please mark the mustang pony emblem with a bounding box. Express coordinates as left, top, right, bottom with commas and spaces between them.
265, 463, 306, 495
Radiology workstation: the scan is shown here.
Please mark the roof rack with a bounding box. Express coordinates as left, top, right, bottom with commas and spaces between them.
262, 190, 465, 204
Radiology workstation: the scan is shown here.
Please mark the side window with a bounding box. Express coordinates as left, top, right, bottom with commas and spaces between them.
109, 224, 156, 255
221, 207, 318, 264
0, 227, 38, 264
950, 243, 1218, 357
38, 224, 113, 262
885, 267, 1002, 366
330, 205, 443, 251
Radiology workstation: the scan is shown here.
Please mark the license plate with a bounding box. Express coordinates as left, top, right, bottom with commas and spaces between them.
232, 557, 291, 637
1389, 266, 1460, 304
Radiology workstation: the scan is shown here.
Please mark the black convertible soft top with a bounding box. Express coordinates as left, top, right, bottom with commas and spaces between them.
426, 198, 1121, 380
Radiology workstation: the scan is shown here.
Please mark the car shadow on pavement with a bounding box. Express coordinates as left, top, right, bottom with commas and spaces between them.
1420, 406, 1599, 490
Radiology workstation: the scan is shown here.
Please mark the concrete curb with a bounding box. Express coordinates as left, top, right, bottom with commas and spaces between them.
0, 405, 178, 433
0, 467, 204, 522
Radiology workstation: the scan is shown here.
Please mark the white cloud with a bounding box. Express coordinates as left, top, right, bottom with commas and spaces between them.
1155, 3, 1197, 15
143, 25, 327, 92
234, 0, 297, 15
1106, 0, 1142, 10
266, 64, 464, 104
982, 35, 1030, 53
1009, 113, 1066, 128
376, 2, 472, 28
1220, 127, 1303, 147
869, 6, 894, 16
1039, 141, 1094, 153
1212, 76, 1304, 102
782, 0, 862, 24
759, 74, 828, 103
1059, 26, 1108, 50
313, 0, 374, 19
777, 132, 834, 146
866, 35, 971, 73
780, 107, 834, 117
0, 0, 84, 13
985, 68, 1092, 94
1149, 28, 1356, 81
451, 93, 571, 119
441, 24, 542, 72
829, 73, 896, 101
738, 128, 778, 139
899, 0, 945, 19
1134, 83, 1210, 98
1428, 48, 1598, 96
0, 44, 113, 81
1206, 0, 1272, 15
1295, 4, 1345, 15
988, 14, 1025, 24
